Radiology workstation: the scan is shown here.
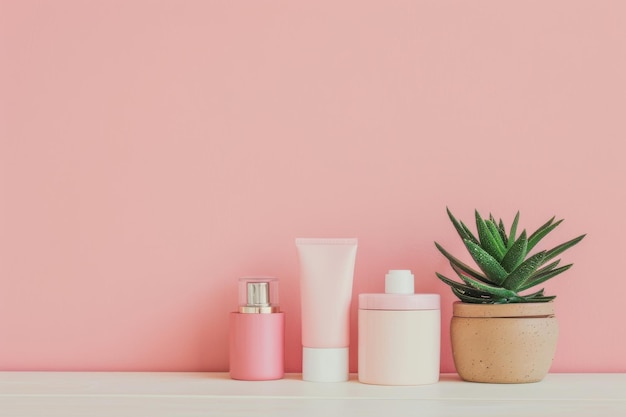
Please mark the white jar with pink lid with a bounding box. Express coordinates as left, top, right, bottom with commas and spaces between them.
358, 270, 440, 385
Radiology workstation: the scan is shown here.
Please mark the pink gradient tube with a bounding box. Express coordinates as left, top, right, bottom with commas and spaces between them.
296, 238, 357, 382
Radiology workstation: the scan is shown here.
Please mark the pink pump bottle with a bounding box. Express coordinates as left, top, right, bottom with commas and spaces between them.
229, 277, 285, 380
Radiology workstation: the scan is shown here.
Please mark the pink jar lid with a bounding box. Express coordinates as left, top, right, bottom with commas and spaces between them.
359, 293, 440, 311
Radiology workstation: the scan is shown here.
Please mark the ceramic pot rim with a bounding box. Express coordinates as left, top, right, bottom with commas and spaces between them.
452, 301, 555, 318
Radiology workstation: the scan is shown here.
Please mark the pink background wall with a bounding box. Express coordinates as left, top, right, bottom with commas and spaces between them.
1, 1, 625, 372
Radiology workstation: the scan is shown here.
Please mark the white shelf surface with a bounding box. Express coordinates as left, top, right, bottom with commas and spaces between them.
0, 372, 624, 416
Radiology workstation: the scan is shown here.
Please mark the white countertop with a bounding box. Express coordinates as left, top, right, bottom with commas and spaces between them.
1, 372, 624, 416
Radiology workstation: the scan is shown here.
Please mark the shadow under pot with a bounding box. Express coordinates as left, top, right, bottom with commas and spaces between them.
450, 301, 558, 384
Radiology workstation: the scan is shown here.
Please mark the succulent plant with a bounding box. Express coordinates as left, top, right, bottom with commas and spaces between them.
435, 208, 585, 304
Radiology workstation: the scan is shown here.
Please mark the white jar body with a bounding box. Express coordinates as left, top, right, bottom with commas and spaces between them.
358, 309, 440, 385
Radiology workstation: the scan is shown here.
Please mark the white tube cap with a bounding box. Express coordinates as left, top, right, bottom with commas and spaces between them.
302, 347, 349, 382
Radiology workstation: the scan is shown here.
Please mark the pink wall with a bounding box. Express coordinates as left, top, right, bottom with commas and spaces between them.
1, 1, 625, 372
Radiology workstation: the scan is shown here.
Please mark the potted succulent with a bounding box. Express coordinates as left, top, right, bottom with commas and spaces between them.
435, 208, 585, 383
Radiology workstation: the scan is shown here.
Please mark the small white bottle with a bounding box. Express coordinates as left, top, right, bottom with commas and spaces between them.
358, 270, 440, 385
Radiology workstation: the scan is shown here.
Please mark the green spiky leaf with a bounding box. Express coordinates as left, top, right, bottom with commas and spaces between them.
508, 211, 520, 247
501, 251, 546, 291
475, 210, 505, 262
451, 287, 501, 303
518, 264, 573, 292
501, 230, 528, 273
450, 262, 493, 286
521, 288, 546, 298
447, 207, 479, 245
543, 234, 587, 264
463, 239, 508, 285
486, 220, 507, 257
534, 259, 561, 275
520, 295, 556, 303
527, 217, 561, 252
497, 219, 509, 247
460, 221, 479, 244
459, 273, 519, 300
434, 242, 493, 284
435, 272, 490, 298
519, 288, 556, 302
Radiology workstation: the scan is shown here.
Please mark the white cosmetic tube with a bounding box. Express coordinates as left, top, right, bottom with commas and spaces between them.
295, 238, 358, 382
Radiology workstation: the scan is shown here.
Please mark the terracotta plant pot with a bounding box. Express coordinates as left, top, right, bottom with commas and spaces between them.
451, 301, 558, 383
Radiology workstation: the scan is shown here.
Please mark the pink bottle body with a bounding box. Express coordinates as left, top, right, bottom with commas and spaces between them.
229, 312, 285, 380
